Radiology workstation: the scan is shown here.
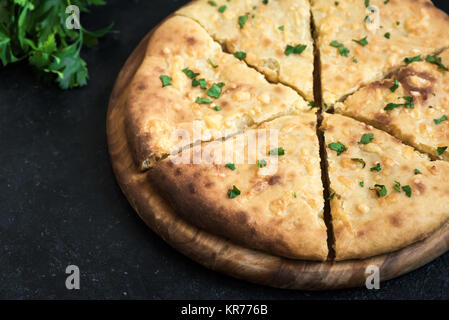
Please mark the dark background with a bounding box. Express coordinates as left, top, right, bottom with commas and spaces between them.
1, 0, 448, 300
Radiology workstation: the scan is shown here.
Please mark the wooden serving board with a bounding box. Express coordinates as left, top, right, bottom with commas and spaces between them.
106, 29, 449, 290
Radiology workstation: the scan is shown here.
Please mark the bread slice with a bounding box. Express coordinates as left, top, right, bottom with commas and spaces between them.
177, 0, 314, 101
147, 113, 328, 260
312, 0, 449, 106
125, 16, 309, 170
322, 113, 449, 260
335, 49, 449, 161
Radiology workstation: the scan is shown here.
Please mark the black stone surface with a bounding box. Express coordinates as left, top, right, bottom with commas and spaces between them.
0, 0, 448, 300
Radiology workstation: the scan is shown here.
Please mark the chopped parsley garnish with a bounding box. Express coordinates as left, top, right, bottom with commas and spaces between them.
183, 68, 199, 79
238, 15, 248, 29
225, 163, 236, 170
370, 163, 382, 172
159, 75, 172, 87
353, 58, 358, 63
208, 0, 217, 6
384, 0, 390, 4
373, 184, 387, 197
390, 79, 399, 92
207, 84, 222, 98
351, 158, 366, 168
293, 192, 297, 198
402, 185, 412, 198
437, 146, 448, 155
257, 160, 267, 168
394, 181, 401, 192
365, 0, 370, 7
234, 51, 247, 59
335, 1, 339, 6
360, 181, 365, 187
192, 78, 207, 89
384, 32, 391, 39
330, 41, 350, 57
352, 37, 368, 46
208, 59, 218, 68
414, 169, 422, 175
359, 133, 374, 144
228, 185, 241, 199
384, 96, 414, 110
434, 115, 448, 125
217, 82, 225, 88
278, 25, 284, 31
285, 44, 307, 56
263, 0, 269, 4
329, 193, 335, 200
268, 147, 285, 156
218, 5, 227, 13
196, 97, 212, 104
426, 55, 448, 71
308, 101, 315, 108
214, 106, 222, 111
396, 21, 400, 26
328, 142, 347, 156
404, 55, 421, 64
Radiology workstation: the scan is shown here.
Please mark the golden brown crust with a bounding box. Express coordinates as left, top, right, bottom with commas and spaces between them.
312, 0, 449, 105
177, 0, 314, 101
323, 113, 449, 260
148, 114, 328, 260
336, 49, 449, 161
125, 16, 308, 170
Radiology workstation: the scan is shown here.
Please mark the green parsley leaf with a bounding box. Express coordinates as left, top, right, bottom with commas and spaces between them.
268, 147, 285, 156
218, 5, 227, 13
425, 55, 448, 71
257, 160, 267, 168
390, 79, 399, 92
384, 103, 402, 111
234, 51, 247, 59
414, 169, 422, 175
214, 106, 222, 111
238, 15, 248, 29
328, 193, 335, 200
159, 75, 172, 87
437, 146, 448, 155
402, 96, 414, 109
404, 55, 421, 64
394, 181, 401, 192
225, 163, 236, 170
263, 0, 269, 4
278, 25, 285, 31
285, 44, 307, 56
402, 185, 412, 198
360, 181, 365, 187
228, 185, 241, 199
330, 41, 350, 57
196, 97, 212, 104
359, 133, 374, 144
384, 32, 391, 39
308, 101, 315, 108
370, 163, 382, 172
351, 158, 367, 168
293, 192, 297, 198
352, 37, 368, 46
207, 84, 222, 98
365, 0, 370, 7
208, 59, 218, 68
384, 0, 390, 4
192, 78, 207, 89
335, 1, 339, 6
373, 184, 387, 197
183, 68, 199, 79
208, 1, 217, 6
328, 142, 347, 156
434, 115, 448, 125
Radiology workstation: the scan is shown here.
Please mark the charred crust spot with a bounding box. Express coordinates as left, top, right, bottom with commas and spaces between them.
374, 113, 392, 125
397, 68, 436, 102
413, 180, 426, 195
389, 214, 403, 228
186, 36, 197, 46
137, 83, 147, 91
236, 211, 249, 225
267, 175, 281, 186
188, 183, 197, 194
204, 181, 215, 189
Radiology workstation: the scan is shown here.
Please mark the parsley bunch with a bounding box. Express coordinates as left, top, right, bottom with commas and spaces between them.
0, 0, 113, 89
